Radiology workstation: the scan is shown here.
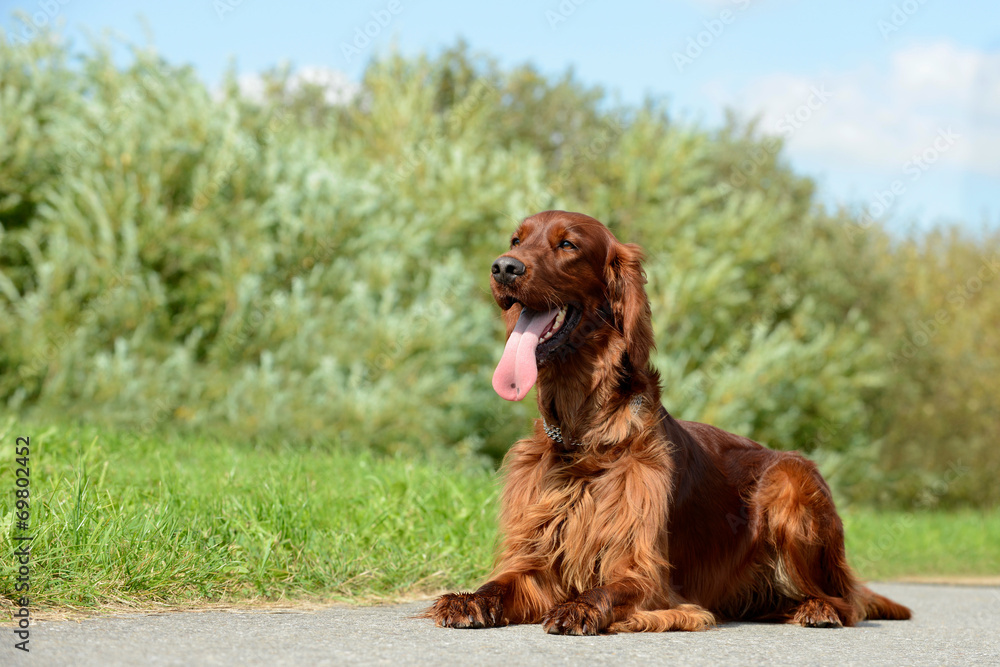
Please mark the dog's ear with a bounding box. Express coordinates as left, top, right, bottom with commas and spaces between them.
605, 242, 654, 370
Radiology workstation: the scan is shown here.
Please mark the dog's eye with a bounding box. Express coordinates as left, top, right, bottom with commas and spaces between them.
558, 240, 577, 250
511, 238, 520, 248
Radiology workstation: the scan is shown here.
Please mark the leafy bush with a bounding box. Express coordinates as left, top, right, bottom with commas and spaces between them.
867, 227, 1000, 507
0, 32, 996, 506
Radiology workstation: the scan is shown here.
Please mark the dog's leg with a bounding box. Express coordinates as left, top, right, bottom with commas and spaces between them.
541, 579, 715, 635
541, 579, 642, 635
610, 605, 716, 633
424, 571, 555, 628
753, 454, 912, 627
790, 597, 844, 627
423, 580, 508, 629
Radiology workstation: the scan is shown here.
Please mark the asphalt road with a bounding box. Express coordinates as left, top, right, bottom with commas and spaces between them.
4, 584, 999, 666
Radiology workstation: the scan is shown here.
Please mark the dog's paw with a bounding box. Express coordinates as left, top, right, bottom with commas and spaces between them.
424, 591, 505, 629
793, 598, 843, 628
542, 600, 605, 636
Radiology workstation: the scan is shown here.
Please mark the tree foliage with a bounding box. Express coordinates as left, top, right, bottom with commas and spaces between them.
0, 32, 996, 506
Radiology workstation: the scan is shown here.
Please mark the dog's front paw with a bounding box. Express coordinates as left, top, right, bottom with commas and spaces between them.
425, 591, 505, 629
542, 600, 606, 636
792, 598, 843, 628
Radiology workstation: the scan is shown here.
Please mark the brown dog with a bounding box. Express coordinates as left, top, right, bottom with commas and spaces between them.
426, 210, 911, 634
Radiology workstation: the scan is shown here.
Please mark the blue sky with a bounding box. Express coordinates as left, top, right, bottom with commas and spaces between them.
4, 0, 998, 231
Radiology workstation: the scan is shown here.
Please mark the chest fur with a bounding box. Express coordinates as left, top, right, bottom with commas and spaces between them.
498, 442, 672, 596
529, 468, 650, 593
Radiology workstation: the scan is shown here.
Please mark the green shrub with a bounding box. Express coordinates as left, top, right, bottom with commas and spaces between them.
0, 30, 996, 506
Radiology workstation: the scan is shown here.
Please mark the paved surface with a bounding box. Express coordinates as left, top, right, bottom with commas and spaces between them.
3, 584, 999, 666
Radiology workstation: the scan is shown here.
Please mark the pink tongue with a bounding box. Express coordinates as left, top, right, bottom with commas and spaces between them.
492, 307, 560, 401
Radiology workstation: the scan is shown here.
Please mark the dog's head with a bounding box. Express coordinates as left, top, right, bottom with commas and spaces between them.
490, 210, 653, 401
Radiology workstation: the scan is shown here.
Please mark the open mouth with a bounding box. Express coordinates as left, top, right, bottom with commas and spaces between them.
535, 303, 582, 363
492, 300, 585, 401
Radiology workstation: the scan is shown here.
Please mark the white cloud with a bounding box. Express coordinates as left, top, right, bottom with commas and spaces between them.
289, 66, 361, 106
893, 44, 975, 98
702, 41, 1000, 178
235, 66, 360, 106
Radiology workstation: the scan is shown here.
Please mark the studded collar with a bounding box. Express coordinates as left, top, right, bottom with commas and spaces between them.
541, 394, 644, 447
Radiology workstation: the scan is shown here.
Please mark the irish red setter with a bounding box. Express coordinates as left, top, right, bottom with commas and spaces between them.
426, 210, 911, 634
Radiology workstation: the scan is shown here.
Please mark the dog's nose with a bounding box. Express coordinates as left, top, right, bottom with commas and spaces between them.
492, 256, 526, 285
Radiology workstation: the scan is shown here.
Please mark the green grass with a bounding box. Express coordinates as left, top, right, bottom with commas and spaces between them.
0, 420, 498, 610
1, 420, 997, 611
843, 509, 1000, 580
